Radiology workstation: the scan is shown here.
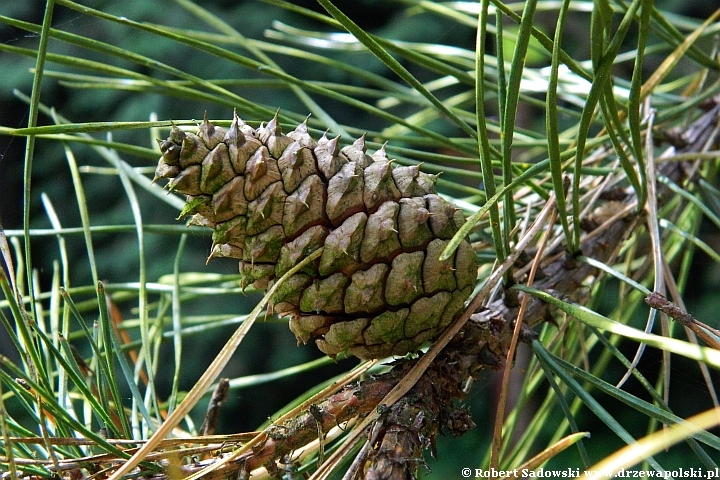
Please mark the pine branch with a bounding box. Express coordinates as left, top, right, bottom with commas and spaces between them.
137, 164, 646, 480
139, 100, 714, 480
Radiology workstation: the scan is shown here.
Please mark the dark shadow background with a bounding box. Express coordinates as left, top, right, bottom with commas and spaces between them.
1, 1, 719, 476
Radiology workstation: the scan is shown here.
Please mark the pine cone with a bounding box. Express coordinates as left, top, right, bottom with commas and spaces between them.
155, 113, 477, 359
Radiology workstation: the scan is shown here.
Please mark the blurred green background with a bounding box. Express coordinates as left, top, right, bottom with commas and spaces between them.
1, 1, 719, 476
